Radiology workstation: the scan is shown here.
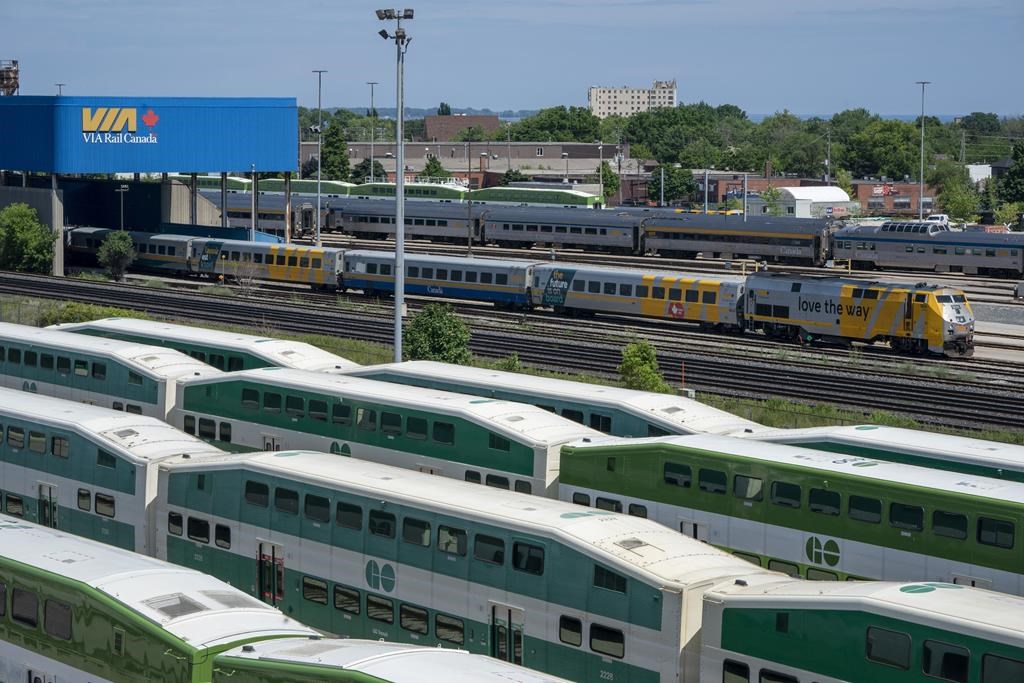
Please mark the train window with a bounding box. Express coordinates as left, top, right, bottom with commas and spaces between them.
332, 403, 352, 426
954, 247, 966, 255
369, 510, 396, 538
849, 495, 881, 523
263, 392, 282, 414
513, 542, 545, 575
767, 559, 800, 577
336, 502, 362, 530
312, 258, 323, 269
357, 408, 377, 431
699, 468, 727, 494
486, 474, 510, 490
421, 267, 434, 278
562, 409, 584, 424
652, 286, 666, 299
933, 247, 947, 254
215, 524, 231, 549
555, 226, 568, 233
168, 511, 183, 535
402, 517, 431, 546
923, 640, 969, 683
664, 462, 692, 488
983, 654, 1024, 683
863, 289, 879, 300
590, 413, 612, 432
187, 517, 210, 543
304, 494, 330, 523
572, 492, 591, 506
806, 568, 839, 581
436, 614, 465, 645
7, 348, 20, 364
78, 489, 92, 512
733, 475, 763, 502
906, 245, 915, 253
227, 357, 243, 372
474, 534, 505, 565
480, 272, 493, 284
400, 604, 429, 634
760, 672, 798, 683
627, 503, 648, 518
128, 371, 142, 386
74, 359, 89, 376
590, 624, 625, 659
23, 351, 36, 367
890, 503, 924, 531
274, 488, 299, 515
723, 660, 750, 683
57, 356, 70, 375
182, 415, 196, 435
770, 481, 801, 508
126, 404, 142, 415
404, 416, 427, 440
381, 264, 392, 275
5, 494, 23, 516
755, 303, 772, 317
367, 263, 378, 274
986, 249, 996, 257
572, 279, 585, 292
603, 282, 616, 295
6, 427, 24, 449
978, 517, 1014, 549
667, 288, 682, 301
436, 269, 448, 280
703, 291, 717, 304
596, 497, 622, 513
253, 253, 263, 264
488, 433, 510, 451
408, 266, 419, 277
245, 481, 269, 507
287, 256, 298, 267
299, 257, 310, 268
464, 471, 482, 484
381, 412, 402, 436
334, 585, 361, 614
541, 225, 553, 233
587, 281, 600, 294
851, 288, 864, 298
619, 283, 633, 296
28, 431, 45, 454
308, 399, 328, 422
515, 481, 532, 494
560, 616, 583, 647
636, 285, 649, 298
684, 289, 699, 303
438, 525, 468, 555
11, 587, 38, 628
594, 565, 627, 593
41, 354, 53, 370
285, 395, 305, 418
570, 227, 582, 234
433, 421, 455, 445
49, 435, 69, 457
367, 596, 394, 624
866, 626, 911, 670
914, 293, 927, 303
198, 418, 216, 440
809, 488, 840, 516
933, 511, 967, 540
302, 577, 328, 605
451, 270, 463, 282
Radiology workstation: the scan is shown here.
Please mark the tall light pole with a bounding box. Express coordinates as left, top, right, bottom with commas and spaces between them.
115, 184, 129, 231
377, 8, 413, 363
313, 69, 327, 247
506, 122, 512, 171
367, 81, 379, 183
562, 152, 569, 182
916, 80, 931, 219
55, 83, 65, 96
596, 141, 604, 207
466, 139, 473, 258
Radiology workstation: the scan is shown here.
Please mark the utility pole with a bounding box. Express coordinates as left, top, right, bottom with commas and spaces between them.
703, 169, 709, 214
916, 80, 931, 220
250, 163, 256, 241
367, 81, 378, 183
960, 129, 966, 164
313, 69, 327, 248
825, 129, 832, 185
506, 123, 512, 171
466, 140, 473, 257
742, 173, 748, 223
659, 166, 664, 207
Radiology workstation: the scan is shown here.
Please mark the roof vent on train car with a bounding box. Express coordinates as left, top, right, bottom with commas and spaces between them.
744, 429, 753, 433
735, 579, 748, 587
242, 645, 256, 653
582, 438, 591, 443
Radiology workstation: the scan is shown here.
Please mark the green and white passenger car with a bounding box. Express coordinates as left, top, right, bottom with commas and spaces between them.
0, 323, 219, 418
53, 317, 359, 373
702, 573, 1024, 683
347, 360, 767, 437
172, 368, 600, 496
560, 435, 1024, 593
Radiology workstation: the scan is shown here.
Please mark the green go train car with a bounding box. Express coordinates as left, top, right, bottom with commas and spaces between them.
559, 435, 1024, 594
53, 317, 360, 373
0, 517, 574, 683
171, 368, 600, 496
701, 573, 1024, 683
156, 449, 780, 683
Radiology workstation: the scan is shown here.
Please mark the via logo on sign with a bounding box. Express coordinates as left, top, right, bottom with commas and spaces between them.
365, 560, 396, 593
805, 536, 841, 567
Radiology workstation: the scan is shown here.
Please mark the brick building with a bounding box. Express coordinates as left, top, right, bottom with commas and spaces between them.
423, 114, 501, 142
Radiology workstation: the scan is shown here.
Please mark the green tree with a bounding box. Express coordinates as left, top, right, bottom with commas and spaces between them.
598, 161, 619, 199
998, 141, 1024, 203
452, 125, 487, 142
834, 168, 854, 197
994, 202, 1022, 228
647, 165, 696, 204
96, 230, 135, 282
511, 106, 600, 142
928, 159, 970, 195
761, 185, 783, 216
319, 123, 350, 181
500, 169, 529, 185
437, 102, 452, 116
349, 158, 387, 185
618, 339, 672, 393
938, 182, 980, 223
0, 203, 54, 274
847, 119, 918, 179
403, 303, 472, 364
422, 156, 452, 179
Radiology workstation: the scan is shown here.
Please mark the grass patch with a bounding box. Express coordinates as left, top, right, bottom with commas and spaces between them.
142, 279, 169, 289
205, 285, 235, 297
72, 271, 110, 282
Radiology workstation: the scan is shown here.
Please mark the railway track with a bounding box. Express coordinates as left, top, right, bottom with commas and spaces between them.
1, 271, 1021, 431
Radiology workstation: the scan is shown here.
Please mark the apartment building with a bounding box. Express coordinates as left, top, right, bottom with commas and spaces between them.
587, 79, 677, 118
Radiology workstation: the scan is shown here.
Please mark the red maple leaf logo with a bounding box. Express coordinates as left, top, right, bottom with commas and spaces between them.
141, 109, 159, 128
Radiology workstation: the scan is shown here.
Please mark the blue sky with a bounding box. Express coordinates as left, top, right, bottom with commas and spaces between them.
3, 0, 1021, 117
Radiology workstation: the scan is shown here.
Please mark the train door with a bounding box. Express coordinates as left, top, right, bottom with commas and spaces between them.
679, 518, 709, 542
197, 242, 223, 275
262, 434, 282, 451
490, 603, 525, 666
257, 542, 285, 606
300, 204, 314, 237
37, 483, 58, 528
903, 293, 917, 334
27, 671, 57, 683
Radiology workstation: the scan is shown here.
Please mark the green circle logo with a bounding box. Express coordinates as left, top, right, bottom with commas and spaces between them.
365, 560, 396, 593
806, 537, 841, 566
900, 582, 965, 594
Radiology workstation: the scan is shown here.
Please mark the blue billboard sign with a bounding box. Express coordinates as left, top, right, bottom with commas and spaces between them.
0, 96, 297, 173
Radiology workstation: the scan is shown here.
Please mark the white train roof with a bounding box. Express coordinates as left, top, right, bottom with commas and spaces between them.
0, 518, 315, 648
0, 323, 221, 381
220, 637, 574, 682
753, 424, 1024, 474
567, 434, 1024, 505
351, 361, 767, 437
51, 318, 359, 373
0, 387, 224, 464
344, 249, 541, 271
171, 450, 774, 592
709, 573, 1024, 645
533, 262, 748, 284
188, 368, 601, 447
